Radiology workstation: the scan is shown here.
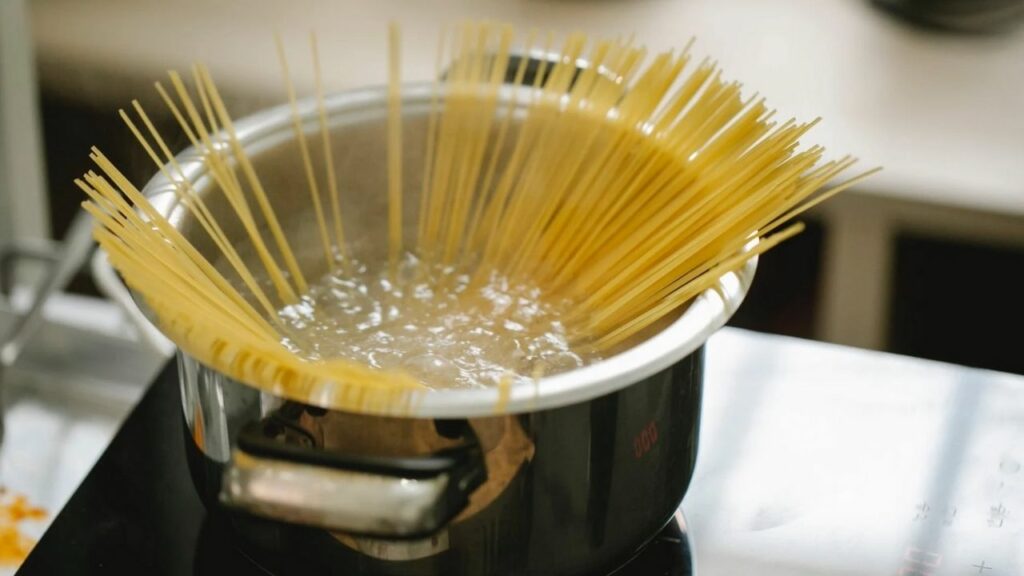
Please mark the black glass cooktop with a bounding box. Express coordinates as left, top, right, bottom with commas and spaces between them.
16, 363, 693, 575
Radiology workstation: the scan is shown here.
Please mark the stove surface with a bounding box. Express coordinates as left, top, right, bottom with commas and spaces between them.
189, 509, 693, 575
16, 362, 692, 576
611, 511, 693, 576
18, 329, 1024, 575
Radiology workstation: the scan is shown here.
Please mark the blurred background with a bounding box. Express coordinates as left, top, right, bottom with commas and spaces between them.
4, 0, 1022, 374
1, 0, 1022, 570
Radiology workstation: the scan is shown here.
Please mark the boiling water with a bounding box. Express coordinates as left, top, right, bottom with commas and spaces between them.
278, 254, 595, 390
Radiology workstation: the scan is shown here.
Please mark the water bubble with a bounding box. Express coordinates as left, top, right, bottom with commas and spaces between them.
276, 254, 597, 390
503, 320, 526, 332
403, 353, 463, 386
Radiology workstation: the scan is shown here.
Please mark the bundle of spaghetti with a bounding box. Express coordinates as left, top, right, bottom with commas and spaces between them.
79, 21, 876, 410
78, 148, 422, 412
415, 24, 876, 351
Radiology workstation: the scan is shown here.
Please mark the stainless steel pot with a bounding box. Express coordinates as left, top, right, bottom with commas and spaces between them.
123, 77, 756, 575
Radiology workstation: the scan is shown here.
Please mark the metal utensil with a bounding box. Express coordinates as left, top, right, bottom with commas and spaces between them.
0, 210, 95, 441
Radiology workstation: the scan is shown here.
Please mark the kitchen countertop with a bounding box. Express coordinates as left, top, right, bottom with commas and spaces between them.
16, 327, 1024, 575
30, 0, 1024, 217
690, 329, 1023, 575
0, 295, 165, 575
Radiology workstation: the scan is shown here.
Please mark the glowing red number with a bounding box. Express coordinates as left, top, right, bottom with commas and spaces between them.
633, 421, 660, 459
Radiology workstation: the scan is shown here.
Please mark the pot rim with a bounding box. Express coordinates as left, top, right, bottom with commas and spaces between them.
136, 82, 756, 418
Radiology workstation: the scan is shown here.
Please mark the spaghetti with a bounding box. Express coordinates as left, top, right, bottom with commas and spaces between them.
79, 22, 877, 411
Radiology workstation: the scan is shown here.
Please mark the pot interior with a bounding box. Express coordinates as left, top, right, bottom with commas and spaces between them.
140, 85, 754, 416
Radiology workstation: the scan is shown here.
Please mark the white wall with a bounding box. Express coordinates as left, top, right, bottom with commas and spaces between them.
0, 0, 50, 251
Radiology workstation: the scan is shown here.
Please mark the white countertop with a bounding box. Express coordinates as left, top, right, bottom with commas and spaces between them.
31, 0, 1024, 216
0, 295, 164, 574
691, 328, 1024, 575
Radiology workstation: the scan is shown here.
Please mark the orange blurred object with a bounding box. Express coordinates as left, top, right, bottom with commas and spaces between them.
0, 488, 47, 566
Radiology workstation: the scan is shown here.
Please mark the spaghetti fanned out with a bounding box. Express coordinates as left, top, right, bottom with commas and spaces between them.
80, 22, 876, 412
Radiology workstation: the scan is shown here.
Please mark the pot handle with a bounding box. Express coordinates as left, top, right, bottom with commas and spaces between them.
220, 416, 487, 538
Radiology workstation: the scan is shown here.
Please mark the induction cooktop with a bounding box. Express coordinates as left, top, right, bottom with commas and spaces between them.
16, 363, 692, 575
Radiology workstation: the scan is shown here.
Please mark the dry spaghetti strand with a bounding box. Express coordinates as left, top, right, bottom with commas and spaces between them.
311, 31, 351, 271
196, 65, 310, 294
275, 34, 336, 272
387, 22, 403, 276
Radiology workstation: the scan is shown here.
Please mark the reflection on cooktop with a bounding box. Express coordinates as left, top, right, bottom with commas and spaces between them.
611, 511, 693, 576
192, 510, 693, 575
